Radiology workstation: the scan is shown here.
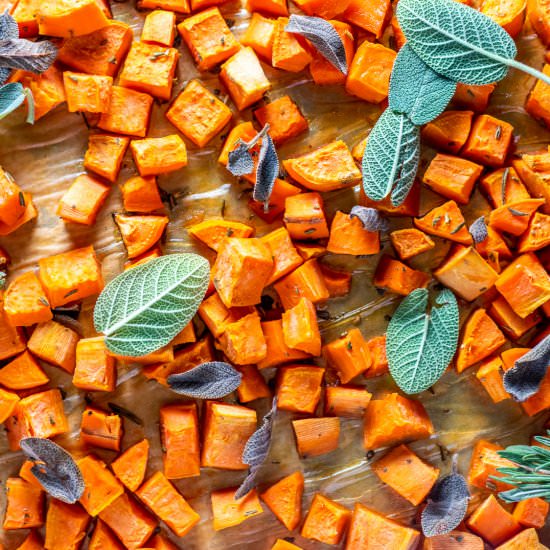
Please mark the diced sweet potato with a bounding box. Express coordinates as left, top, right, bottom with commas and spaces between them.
57, 174, 110, 226
327, 211, 380, 255
111, 439, 149, 491
115, 214, 168, 259
0, 165, 26, 227
81, 407, 122, 452
11, 0, 40, 38
373, 255, 431, 296
89, 520, 124, 550
44, 500, 89, 550
468, 439, 514, 492
281, 297, 320, 355
343, 0, 391, 37
476, 356, 510, 403
84, 134, 130, 183
390, 228, 435, 260
272, 16, 312, 72
421, 110, 474, 154
73, 336, 115, 392
0, 388, 19, 424
235, 365, 271, 403
480, 166, 530, 208
489, 198, 545, 236
261, 227, 303, 285
3, 478, 44, 530
37, 0, 110, 38
292, 417, 340, 457
415, 200, 473, 245
130, 135, 187, 176
453, 83, 496, 111
512, 497, 549, 528
63, 72, 113, 113
261, 471, 303, 531
495, 528, 543, 550
28, 320, 79, 373
301, 493, 351, 545
254, 96, 308, 144
462, 114, 514, 167
241, 12, 277, 62
141, 10, 176, 47
322, 328, 371, 383
0, 351, 48, 390
423, 531, 484, 550
189, 219, 254, 252
139, 0, 190, 12
325, 385, 372, 417
284, 192, 329, 240
220, 310, 267, 364
518, 211, 550, 252
4, 271, 52, 326
481, 0, 526, 37
258, 319, 311, 369
489, 295, 541, 339
320, 264, 352, 297
0, 291, 26, 362
276, 365, 324, 413
211, 487, 263, 531
120, 176, 164, 213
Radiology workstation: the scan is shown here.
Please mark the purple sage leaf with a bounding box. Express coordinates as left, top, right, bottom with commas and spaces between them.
421, 472, 469, 537
349, 206, 389, 232
252, 132, 279, 211
227, 141, 255, 177
285, 14, 348, 74
0, 11, 19, 41
503, 335, 550, 402
469, 216, 488, 244
167, 361, 242, 399
0, 38, 57, 74
20, 437, 85, 504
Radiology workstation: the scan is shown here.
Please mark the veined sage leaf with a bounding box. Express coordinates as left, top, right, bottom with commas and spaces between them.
0, 11, 19, 41
94, 254, 210, 357
387, 288, 459, 394
349, 206, 389, 232
389, 44, 456, 125
20, 437, 84, 504
235, 398, 277, 500
469, 216, 488, 244
421, 472, 469, 537
362, 109, 420, 206
503, 335, 550, 402
167, 361, 242, 399
227, 142, 254, 176
253, 132, 279, 210
285, 14, 347, 74
0, 82, 26, 120
0, 38, 57, 74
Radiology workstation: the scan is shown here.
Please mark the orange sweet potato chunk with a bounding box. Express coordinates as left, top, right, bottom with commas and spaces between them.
81, 407, 122, 452
373, 255, 431, 296
0, 351, 48, 390
414, 200, 473, 245
3, 478, 44, 530
390, 228, 435, 260
37, 0, 110, 38
0, 165, 26, 227
421, 110, 474, 154
325, 385, 372, 417
254, 96, 308, 144
44, 500, 90, 550
63, 72, 113, 113
481, 0, 526, 37
261, 226, 303, 284
57, 174, 110, 226
344, 0, 391, 37
141, 9, 176, 47
282, 297, 321, 355
84, 134, 130, 183
130, 135, 187, 176
211, 487, 263, 531
292, 417, 340, 457
4, 271, 52, 326
111, 439, 149, 491
115, 214, 168, 259
258, 319, 311, 369
73, 336, 116, 392
276, 365, 324, 413
301, 493, 351, 545
272, 17, 312, 72
28, 320, 79, 373
241, 12, 277, 62
322, 328, 371, 383
261, 471, 304, 531
220, 310, 267, 365
327, 211, 380, 255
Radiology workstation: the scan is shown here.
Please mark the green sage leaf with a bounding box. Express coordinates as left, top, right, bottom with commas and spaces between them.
362, 109, 420, 206
386, 288, 459, 394
0, 82, 26, 120
397, 0, 516, 86
389, 44, 456, 126
94, 253, 210, 357
20, 438, 84, 504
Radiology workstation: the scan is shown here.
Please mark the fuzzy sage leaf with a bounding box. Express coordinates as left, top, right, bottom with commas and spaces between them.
389, 44, 456, 125
387, 288, 459, 394
0, 39, 58, 74
285, 14, 347, 74
94, 254, 210, 357
349, 206, 389, 232
421, 471, 469, 537
469, 216, 488, 244
0, 11, 18, 41
167, 361, 242, 399
20, 438, 84, 504
253, 132, 279, 211
0, 82, 26, 120
227, 142, 254, 176
235, 398, 277, 500
503, 335, 550, 402
362, 109, 420, 206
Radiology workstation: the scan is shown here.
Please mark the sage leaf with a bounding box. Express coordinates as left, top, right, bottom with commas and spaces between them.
396, 0, 516, 86
94, 254, 210, 357
0, 11, 19, 41
235, 398, 277, 500
20, 437, 84, 504
389, 44, 456, 126
349, 206, 389, 232
228, 142, 254, 177
387, 288, 459, 394
285, 14, 347, 74
0, 82, 26, 120
362, 109, 420, 206
421, 472, 469, 537
253, 132, 279, 210
469, 216, 488, 244
23, 86, 34, 124
167, 361, 242, 399
503, 335, 550, 402
0, 38, 58, 74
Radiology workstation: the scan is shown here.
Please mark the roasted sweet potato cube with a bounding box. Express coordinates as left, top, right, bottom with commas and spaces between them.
0, 165, 26, 226
512, 497, 549, 528
518, 211, 550, 252
189, 219, 254, 252
284, 192, 329, 240
178, 7, 240, 71
198, 292, 254, 338
57, 174, 110, 226
220, 310, 267, 365
345, 41, 396, 103
73, 337, 116, 392
4, 271, 52, 326
11, 0, 40, 38
63, 72, 113, 113
414, 200, 473, 245
476, 356, 510, 403
283, 140, 360, 192
166, 80, 232, 147
479, 166, 530, 208
220, 47, 271, 110
89, 520, 123, 550
235, 365, 271, 403
272, 17, 312, 72
211, 487, 263, 531
363, 393, 434, 450
57, 21, 133, 77
481, 0, 526, 37
81, 407, 122, 451
390, 228, 435, 261
327, 211, 380, 255
489, 295, 541, 339
282, 297, 320, 355
374, 255, 430, 296
423, 153, 483, 204
115, 214, 168, 259
526, 64, 550, 127
453, 83, 496, 111
435, 245, 499, 301
250, 178, 302, 223
3, 478, 44, 530
372, 444, 439, 506
21, 389, 69, 440
136, 472, 200, 537
258, 319, 311, 369
0, 350, 48, 390
496, 253, 550, 318
254, 96, 308, 145
261, 471, 303, 531
111, 439, 149, 491
241, 12, 277, 62
530, 0, 550, 44
489, 198, 545, 236
28, 320, 79, 372
99, 492, 157, 548
360, 180, 420, 217
293, 0, 351, 18
212, 237, 273, 307
44, 500, 90, 550
320, 264, 352, 297
141, 10, 176, 47
513, 150, 550, 212
421, 110, 474, 154
293, 417, 340, 458
160, 403, 200, 479
119, 42, 178, 100
346, 503, 420, 550
130, 135, 187, 176
247, 0, 288, 16
325, 385, 372, 417
120, 176, 163, 213
139, 0, 190, 12
0, 293, 26, 362
201, 401, 257, 470
276, 365, 324, 413
84, 134, 130, 183
0, 388, 19, 424
98, 86, 153, 137
462, 114, 514, 167
323, 328, 371, 383
261, 227, 303, 285
456, 309, 506, 372
343, 0, 391, 37
218, 121, 257, 166
301, 493, 351, 545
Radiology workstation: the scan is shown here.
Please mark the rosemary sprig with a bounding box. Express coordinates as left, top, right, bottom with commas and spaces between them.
493, 433, 550, 502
